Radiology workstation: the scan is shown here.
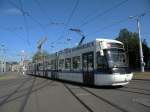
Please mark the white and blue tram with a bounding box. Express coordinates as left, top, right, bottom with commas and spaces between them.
27, 39, 133, 86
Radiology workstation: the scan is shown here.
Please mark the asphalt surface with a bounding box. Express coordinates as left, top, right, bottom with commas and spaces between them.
0, 72, 150, 112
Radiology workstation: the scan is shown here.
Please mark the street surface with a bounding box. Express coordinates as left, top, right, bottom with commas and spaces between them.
0, 72, 150, 112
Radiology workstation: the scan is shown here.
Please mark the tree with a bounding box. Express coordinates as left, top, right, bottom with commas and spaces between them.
142, 39, 150, 67
116, 28, 150, 69
32, 51, 50, 63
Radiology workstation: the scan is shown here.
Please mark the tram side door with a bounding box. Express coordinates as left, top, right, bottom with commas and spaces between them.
82, 52, 94, 85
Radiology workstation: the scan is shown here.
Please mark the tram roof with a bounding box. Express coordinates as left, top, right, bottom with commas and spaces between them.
49, 38, 123, 56
96, 38, 123, 44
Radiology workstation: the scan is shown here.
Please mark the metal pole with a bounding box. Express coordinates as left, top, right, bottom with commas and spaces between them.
0, 44, 6, 73
136, 17, 145, 72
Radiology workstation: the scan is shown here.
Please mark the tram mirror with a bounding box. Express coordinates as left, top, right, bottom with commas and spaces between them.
100, 50, 104, 56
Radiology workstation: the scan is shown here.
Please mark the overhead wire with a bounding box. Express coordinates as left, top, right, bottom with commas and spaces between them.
7, 0, 44, 57
85, 17, 130, 37
11, 0, 35, 56
19, 0, 31, 46
7, 0, 47, 36
0, 26, 28, 44
26, 13, 48, 35
86, 10, 150, 37
79, 0, 128, 27
7, 0, 48, 59
50, 0, 79, 44
33, 0, 70, 31
33, 0, 53, 22
0, 25, 33, 60
7, 0, 20, 9
7, 0, 31, 46
6, 0, 150, 52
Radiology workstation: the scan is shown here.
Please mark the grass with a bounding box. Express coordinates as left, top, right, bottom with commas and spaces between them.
0, 73, 15, 80
0, 75, 8, 80
133, 72, 150, 79
133, 72, 150, 75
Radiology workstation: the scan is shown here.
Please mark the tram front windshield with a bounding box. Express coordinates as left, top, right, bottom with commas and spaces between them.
106, 49, 128, 68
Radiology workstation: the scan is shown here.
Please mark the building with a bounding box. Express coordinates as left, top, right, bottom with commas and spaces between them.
11, 64, 19, 72
19, 60, 31, 74
0, 60, 6, 73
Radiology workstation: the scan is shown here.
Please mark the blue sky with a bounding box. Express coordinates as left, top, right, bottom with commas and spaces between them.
0, 0, 150, 61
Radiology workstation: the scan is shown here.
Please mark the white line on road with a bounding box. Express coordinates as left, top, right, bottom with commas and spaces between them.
76, 93, 90, 96
133, 98, 150, 108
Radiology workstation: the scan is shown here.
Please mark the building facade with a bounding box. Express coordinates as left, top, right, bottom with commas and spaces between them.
0, 60, 6, 73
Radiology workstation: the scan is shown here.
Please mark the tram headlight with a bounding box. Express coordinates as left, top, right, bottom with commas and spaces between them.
100, 50, 104, 56
112, 67, 118, 73
113, 65, 117, 68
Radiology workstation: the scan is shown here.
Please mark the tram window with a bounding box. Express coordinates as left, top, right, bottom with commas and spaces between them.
47, 61, 51, 69
51, 60, 54, 69
88, 54, 94, 70
82, 52, 94, 71
72, 56, 80, 70
96, 52, 107, 69
38, 63, 43, 70
65, 58, 71, 70
51, 60, 56, 70
83, 55, 88, 70
59, 59, 64, 70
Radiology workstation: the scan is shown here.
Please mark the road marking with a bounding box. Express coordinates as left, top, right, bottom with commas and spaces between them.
133, 98, 150, 108
76, 93, 90, 96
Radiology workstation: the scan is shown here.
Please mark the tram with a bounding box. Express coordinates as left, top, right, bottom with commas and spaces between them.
27, 38, 133, 86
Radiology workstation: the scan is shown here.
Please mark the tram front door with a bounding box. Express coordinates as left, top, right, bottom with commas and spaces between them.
82, 52, 94, 85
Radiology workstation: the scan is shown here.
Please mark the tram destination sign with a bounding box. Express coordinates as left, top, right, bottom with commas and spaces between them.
72, 41, 94, 52
107, 43, 124, 48
58, 41, 94, 55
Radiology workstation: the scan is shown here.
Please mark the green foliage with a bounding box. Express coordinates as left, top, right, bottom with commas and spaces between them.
116, 28, 150, 69
32, 51, 50, 62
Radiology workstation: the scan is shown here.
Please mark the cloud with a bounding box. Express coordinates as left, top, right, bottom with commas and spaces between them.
2, 8, 23, 15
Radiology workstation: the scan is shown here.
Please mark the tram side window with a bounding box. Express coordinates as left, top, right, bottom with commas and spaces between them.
88, 53, 94, 70
39, 63, 43, 70
47, 61, 51, 70
72, 56, 80, 70
59, 59, 64, 70
51, 60, 56, 70
96, 52, 107, 69
43, 61, 48, 70
65, 58, 71, 70
38, 63, 41, 70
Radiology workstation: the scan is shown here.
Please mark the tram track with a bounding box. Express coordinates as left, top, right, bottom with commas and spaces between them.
124, 86, 150, 92
0, 78, 47, 100
63, 84, 94, 112
0, 76, 33, 106
81, 87, 129, 112
0, 78, 26, 88
63, 83, 129, 112
19, 77, 36, 112
2, 79, 54, 106
116, 88, 150, 96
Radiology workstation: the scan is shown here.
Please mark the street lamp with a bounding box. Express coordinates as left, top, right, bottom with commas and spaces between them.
129, 13, 146, 72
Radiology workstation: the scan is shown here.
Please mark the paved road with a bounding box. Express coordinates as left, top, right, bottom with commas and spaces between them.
0, 72, 150, 112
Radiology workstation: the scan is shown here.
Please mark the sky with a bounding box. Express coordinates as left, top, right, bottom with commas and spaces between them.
0, 0, 150, 62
